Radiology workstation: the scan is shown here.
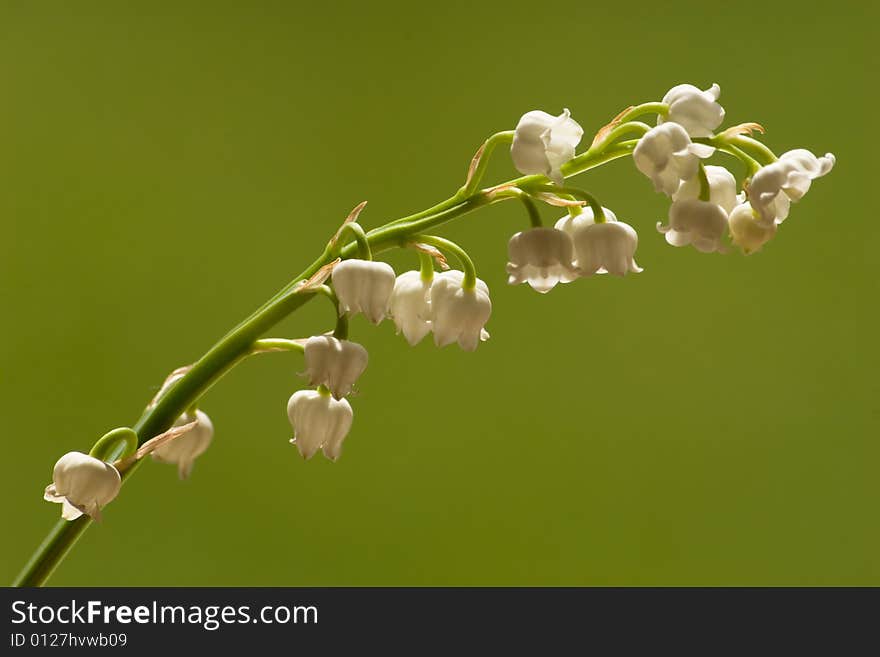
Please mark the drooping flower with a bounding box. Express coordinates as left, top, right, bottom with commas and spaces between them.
430, 270, 492, 351
331, 259, 396, 325
728, 203, 778, 254
658, 83, 725, 138
287, 389, 353, 461
152, 410, 214, 479
748, 149, 835, 224
633, 123, 715, 195
303, 335, 368, 399
658, 165, 738, 253
388, 271, 433, 346
506, 227, 579, 293
511, 109, 584, 185
659, 200, 729, 253
555, 208, 642, 276
43, 452, 122, 521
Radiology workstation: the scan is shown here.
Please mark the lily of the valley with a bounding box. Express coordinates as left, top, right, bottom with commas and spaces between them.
303, 335, 368, 399
633, 123, 715, 195
287, 389, 353, 461
658, 165, 738, 253
728, 203, 778, 254
511, 109, 583, 185
430, 270, 492, 352
555, 207, 642, 276
748, 149, 836, 224
658, 83, 725, 138
331, 259, 396, 325
152, 410, 214, 479
506, 227, 579, 293
388, 271, 433, 346
43, 452, 122, 521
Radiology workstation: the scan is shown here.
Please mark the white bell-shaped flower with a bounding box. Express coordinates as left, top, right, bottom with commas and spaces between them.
511, 109, 584, 185
430, 270, 492, 352
303, 335, 368, 399
331, 259, 396, 325
287, 389, 353, 461
659, 200, 729, 253
748, 149, 835, 224
658, 83, 725, 138
633, 123, 715, 195
659, 165, 738, 253
555, 208, 642, 276
728, 203, 778, 254
388, 271, 433, 346
673, 165, 738, 213
43, 452, 122, 521
152, 410, 214, 479
506, 227, 579, 293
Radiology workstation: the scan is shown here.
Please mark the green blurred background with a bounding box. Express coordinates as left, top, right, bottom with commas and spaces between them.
1, 1, 876, 585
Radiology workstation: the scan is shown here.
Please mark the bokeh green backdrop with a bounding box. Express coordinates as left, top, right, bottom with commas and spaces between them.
1, 1, 876, 585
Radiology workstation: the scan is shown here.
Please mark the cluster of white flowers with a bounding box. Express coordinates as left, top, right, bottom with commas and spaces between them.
639, 83, 834, 254
43, 83, 837, 523
285, 258, 493, 462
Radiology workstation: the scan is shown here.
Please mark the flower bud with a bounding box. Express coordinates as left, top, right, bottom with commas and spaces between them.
287, 389, 353, 461
728, 203, 777, 254
331, 259, 396, 325
388, 271, 433, 346
430, 270, 491, 352
633, 123, 715, 196
303, 335, 368, 399
151, 410, 214, 479
658, 83, 725, 138
43, 452, 122, 521
511, 109, 583, 185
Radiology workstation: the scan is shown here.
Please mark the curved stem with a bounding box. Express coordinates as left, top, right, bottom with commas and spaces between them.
459, 130, 515, 197
532, 184, 606, 223
333, 222, 372, 260
13, 124, 641, 587
729, 135, 778, 165
413, 234, 477, 289
88, 427, 138, 462
519, 193, 543, 228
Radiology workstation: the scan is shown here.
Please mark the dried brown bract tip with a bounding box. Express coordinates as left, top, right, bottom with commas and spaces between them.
411, 242, 451, 270
328, 201, 368, 249
114, 420, 198, 471
591, 105, 634, 149
720, 122, 766, 139
463, 141, 488, 189
297, 258, 341, 292
534, 192, 587, 208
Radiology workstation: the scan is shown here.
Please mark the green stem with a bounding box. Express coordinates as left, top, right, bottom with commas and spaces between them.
333, 222, 372, 260
697, 163, 711, 202
519, 194, 543, 228
418, 251, 435, 282
617, 102, 668, 122
729, 135, 778, 164
88, 427, 138, 462
12, 129, 639, 587
459, 130, 515, 197
413, 234, 477, 289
